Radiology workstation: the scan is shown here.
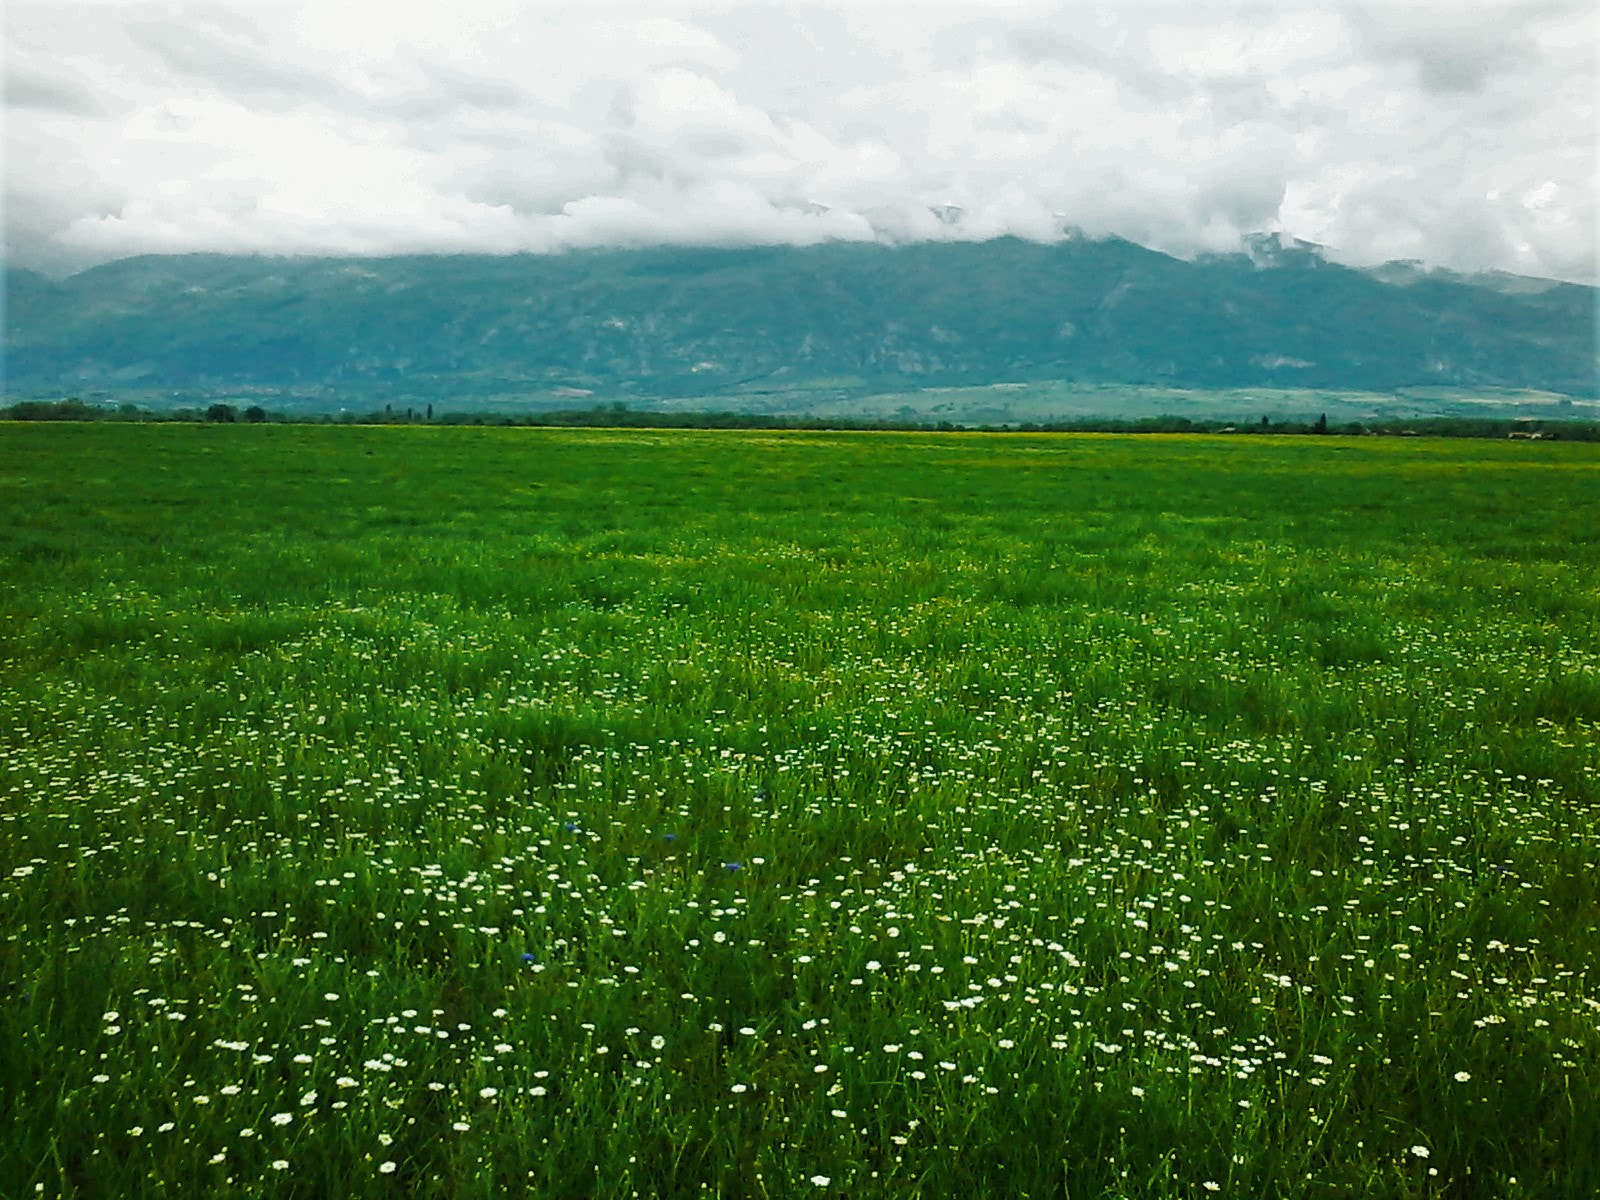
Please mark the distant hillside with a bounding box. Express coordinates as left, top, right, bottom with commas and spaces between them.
4, 237, 1596, 405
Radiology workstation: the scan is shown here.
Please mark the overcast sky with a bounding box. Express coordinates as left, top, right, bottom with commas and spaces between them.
5, 1, 1596, 282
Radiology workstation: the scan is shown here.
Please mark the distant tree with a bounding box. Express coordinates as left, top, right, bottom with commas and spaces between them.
205, 403, 238, 423
243, 405, 267, 423
5, 399, 96, 420
1315, 413, 1328, 434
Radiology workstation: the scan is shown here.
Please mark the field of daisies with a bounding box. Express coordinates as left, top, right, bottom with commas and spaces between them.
2, 424, 1597, 1198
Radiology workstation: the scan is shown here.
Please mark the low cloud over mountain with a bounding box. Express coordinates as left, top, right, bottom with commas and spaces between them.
5, 2, 1595, 283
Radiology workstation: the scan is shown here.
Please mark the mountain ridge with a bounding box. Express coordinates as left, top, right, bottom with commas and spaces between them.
4, 237, 1595, 404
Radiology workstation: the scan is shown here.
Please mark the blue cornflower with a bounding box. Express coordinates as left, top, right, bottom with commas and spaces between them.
521, 952, 539, 964
662, 832, 677, 843
564, 821, 580, 832
722, 861, 743, 872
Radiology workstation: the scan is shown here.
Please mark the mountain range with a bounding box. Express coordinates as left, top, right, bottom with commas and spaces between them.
4, 235, 1595, 413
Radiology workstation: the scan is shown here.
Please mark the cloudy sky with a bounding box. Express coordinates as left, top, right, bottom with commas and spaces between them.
5, 0, 1595, 282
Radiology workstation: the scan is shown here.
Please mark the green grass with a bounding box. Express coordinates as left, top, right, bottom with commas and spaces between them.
2, 424, 1598, 1199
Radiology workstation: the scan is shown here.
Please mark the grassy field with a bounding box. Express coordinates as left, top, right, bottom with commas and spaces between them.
2, 424, 1597, 1199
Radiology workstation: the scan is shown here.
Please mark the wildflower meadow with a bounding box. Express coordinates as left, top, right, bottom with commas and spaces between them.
2, 424, 1596, 1198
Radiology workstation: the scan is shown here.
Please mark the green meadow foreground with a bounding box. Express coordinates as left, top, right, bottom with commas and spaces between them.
3, 425, 1598, 1199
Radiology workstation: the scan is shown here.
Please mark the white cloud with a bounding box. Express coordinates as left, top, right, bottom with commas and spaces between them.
4, 0, 1595, 283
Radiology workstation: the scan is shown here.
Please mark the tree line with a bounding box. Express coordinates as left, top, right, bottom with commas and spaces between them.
4, 397, 1597, 441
